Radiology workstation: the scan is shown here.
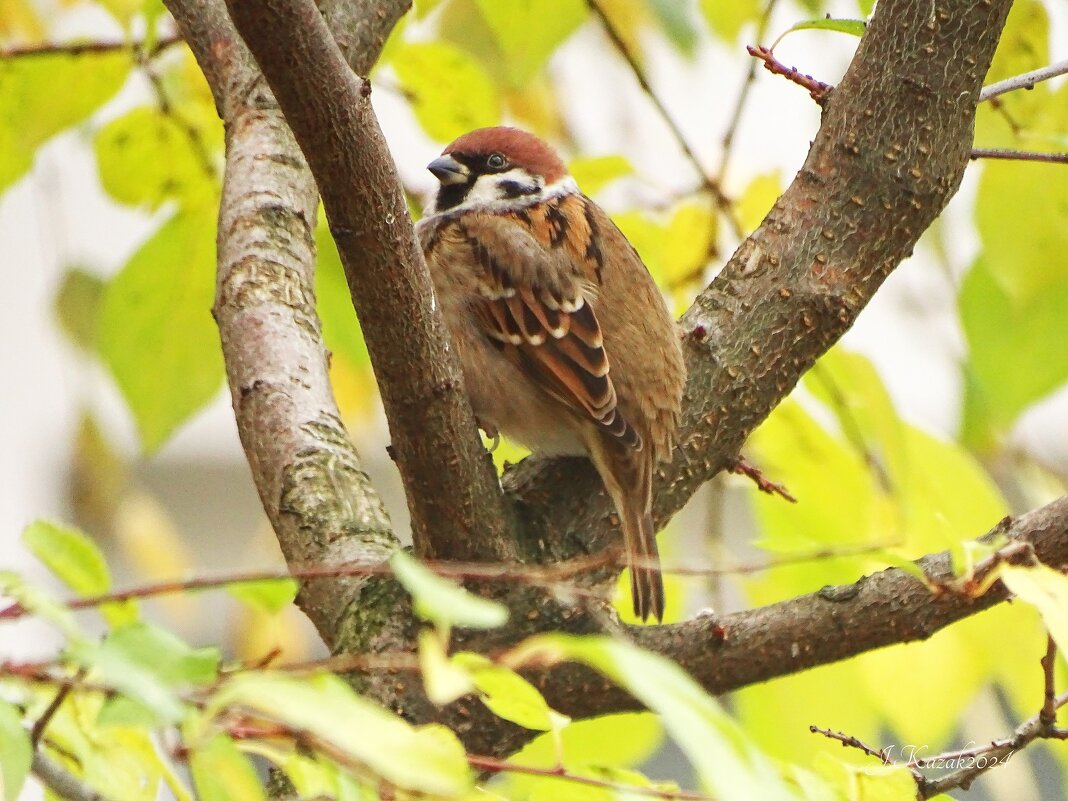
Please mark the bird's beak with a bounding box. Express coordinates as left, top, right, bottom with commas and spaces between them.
427, 154, 469, 185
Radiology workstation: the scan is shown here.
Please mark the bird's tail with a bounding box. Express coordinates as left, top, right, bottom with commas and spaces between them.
625, 504, 663, 623
591, 442, 664, 622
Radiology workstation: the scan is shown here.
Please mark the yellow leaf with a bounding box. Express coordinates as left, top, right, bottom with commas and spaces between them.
738, 172, 782, 233
1001, 563, 1068, 652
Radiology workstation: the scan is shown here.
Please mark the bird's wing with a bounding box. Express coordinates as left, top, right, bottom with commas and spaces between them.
423, 205, 641, 450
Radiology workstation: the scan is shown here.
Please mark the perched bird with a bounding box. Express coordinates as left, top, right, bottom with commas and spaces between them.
416, 127, 685, 621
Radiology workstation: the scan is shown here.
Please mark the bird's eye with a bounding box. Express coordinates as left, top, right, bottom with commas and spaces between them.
486, 153, 508, 170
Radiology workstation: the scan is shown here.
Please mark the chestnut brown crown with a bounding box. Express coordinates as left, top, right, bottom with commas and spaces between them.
426, 127, 572, 213
444, 127, 568, 183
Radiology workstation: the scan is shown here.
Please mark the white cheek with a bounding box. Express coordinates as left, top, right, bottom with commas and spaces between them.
465, 168, 540, 205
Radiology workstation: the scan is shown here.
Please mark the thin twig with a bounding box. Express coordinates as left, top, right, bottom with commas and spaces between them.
136, 47, 219, 179
969, 148, 1068, 165
727, 456, 796, 502
224, 719, 711, 799
468, 753, 713, 801
1041, 636, 1057, 726
32, 751, 111, 801
815, 644, 1068, 798
0, 543, 900, 621
809, 364, 894, 493
746, 45, 833, 103
715, 0, 781, 185
945, 536, 1034, 597
809, 726, 896, 765
30, 668, 84, 745
2, 662, 117, 696
0, 34, 182, 60
979, 59, 1068, 102
917, 696, 1068, 797
235, 651, 423, 674
584, 0, 740, 237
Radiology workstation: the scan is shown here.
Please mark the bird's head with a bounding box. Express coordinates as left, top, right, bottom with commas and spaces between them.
425, 127, 577, 214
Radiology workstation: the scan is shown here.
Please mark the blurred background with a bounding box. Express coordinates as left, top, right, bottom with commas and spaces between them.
2, 0, 1067, 797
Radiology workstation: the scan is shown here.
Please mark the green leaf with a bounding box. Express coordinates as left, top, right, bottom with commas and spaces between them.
984, 0, 1048, 87
648, 0, 699, 57
315, 217, 370, 373
813, 754, 918, 801
22, 519, 137, 628
54, 268, 105, 352
226, 578, 299, 615
740, 348, 1007, 750
0, 570, 82, 642
1001, 564, 1068, 653
453, 652, 564, 732
190, 735, 267, 801
96, 695, 163, 728
95, 106, 215, 210
771, 18, 866, 49
98, 0, 139, 25
699, 0, 761, 43
390, 551, 509, 630
70, 621, 219, 724
974, 142, 1068, 305
473, 0, 586, 87
23, 519, 110, 596
976, 1, 1053, 149
0, 52, 130, 192
611, 202, 715, 292
391, 41, 500, 142
412, 0, 447, 18
97, 206, 224, 452
567, 155, 633, 197
420, 629, 475, 705
31, 694, 179, 801
279, 752, 365, 801
209, 672, 472, 796
510, 712, 663, 772
510, 635, 798, 800
960, 258, 1068, 437
0, 701, 31, 801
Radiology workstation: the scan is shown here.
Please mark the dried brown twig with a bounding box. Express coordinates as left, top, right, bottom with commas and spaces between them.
969, 148, 1068, 165
813, 637, 1068, 798
745, 44, 832, 103
0, 34, 182, 60
727, 456, 797, 502
584, 0, 741, 237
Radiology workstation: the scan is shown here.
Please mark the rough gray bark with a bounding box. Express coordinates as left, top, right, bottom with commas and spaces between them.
224, 0, 515, 565
162, 0, 407, 642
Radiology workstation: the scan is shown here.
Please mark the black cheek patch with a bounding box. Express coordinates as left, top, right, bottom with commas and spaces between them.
498, 179, 539, 199
435, 181, 473, 212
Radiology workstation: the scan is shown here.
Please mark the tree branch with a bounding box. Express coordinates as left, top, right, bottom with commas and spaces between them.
0, 35, 181, 60
970, 147, 1068, 165
431, 495, 1068, 758
32, 751, 110, 801
815, 639, 1068, 797
223, 0, 514, 564
163, 0, 405, 643
979, 58, 1068, 102
500, 0, 1013, 570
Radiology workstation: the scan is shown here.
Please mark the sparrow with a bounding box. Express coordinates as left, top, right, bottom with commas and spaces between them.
416, 127, 685, 622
